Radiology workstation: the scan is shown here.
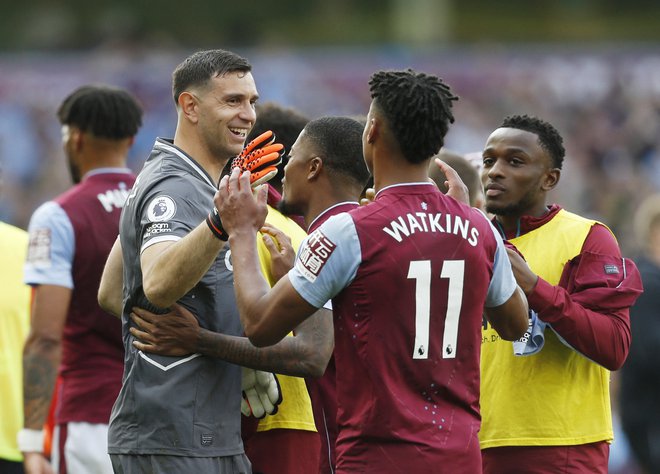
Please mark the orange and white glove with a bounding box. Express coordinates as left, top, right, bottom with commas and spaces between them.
240, 367, 283, 419
231, 130, 284, 187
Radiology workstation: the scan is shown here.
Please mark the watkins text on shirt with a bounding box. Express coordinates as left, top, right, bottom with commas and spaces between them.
383, 212, 479, 246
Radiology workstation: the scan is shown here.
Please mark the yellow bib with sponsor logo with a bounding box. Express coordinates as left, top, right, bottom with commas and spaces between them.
480, 209, 613, 448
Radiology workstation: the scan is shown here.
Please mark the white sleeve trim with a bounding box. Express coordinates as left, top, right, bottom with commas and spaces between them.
140, 235, 182, 254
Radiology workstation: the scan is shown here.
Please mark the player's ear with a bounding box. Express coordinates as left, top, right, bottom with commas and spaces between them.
541, 168, 560, 192
308, 156, 323, 181
69, 127, 84, 152
366, 117, 379, 145
178, 91, 199, 124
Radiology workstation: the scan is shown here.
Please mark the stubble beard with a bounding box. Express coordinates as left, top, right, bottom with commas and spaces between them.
277, 198, 303, 219
486, 188, 537, 218
68, 161, 81, 184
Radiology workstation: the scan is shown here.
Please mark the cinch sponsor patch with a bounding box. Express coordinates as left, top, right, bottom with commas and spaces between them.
26, 228, 52, 267
146, 195, 176, 222
296, 229, 336, 283
144, 222, 173, 238
604, 264, 619, 274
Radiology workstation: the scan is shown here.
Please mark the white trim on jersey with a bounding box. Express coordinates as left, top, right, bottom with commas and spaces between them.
154, 141, 216, 188
307, 201, 359, 233
140, 235, 182, 254
138, 351, 202, 371
375, 181, 434, 198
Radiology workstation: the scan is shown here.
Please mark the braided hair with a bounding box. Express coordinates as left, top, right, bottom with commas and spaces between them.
500, 115, 565, 169
57, 84, 143, 139
368, 69, 458, 164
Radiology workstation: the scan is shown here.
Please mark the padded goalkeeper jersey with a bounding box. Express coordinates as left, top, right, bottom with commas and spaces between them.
109, 139, 243, 457
289, 183, 517, 473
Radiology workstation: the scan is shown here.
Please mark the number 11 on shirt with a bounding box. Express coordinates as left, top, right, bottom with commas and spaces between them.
407, 260, 465, 360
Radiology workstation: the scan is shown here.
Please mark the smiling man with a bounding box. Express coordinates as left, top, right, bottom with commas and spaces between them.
105, 49, 264, 474
478, 115, 643, 474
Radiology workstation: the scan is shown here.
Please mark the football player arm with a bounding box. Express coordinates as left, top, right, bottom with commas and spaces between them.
20, 202, 70, 462
524, 224, 642, 370
231, 228, 319, 347
98, 236, 124, 318
131, 303, 333, 377
22, 285, 70, 435
483, 285, 529, 341
140, 221, 226, 308
216, 169, 334, 346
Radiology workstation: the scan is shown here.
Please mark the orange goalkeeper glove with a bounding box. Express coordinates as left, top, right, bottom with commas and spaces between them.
231, 130, 284, 187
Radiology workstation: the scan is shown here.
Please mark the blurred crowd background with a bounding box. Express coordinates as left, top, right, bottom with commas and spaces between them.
1, 0, 659, 257
1, 1, 658, 471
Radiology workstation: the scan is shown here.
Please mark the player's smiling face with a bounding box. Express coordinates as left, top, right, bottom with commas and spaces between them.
195, 71, 258, 161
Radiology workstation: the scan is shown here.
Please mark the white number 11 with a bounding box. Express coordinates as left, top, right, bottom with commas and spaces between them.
407, 260, 465, 360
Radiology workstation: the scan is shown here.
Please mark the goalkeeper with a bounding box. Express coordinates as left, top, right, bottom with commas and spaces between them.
96, 49, 332, 474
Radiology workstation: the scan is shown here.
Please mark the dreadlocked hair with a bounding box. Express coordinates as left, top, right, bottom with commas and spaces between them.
57, 85, 143, 139
368, 69, 458, 164
501, 115, 565, 169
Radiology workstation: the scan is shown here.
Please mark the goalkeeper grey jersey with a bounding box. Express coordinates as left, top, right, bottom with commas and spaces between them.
108, 138, 244, 457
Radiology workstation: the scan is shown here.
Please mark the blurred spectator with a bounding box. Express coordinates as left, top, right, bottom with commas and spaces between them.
429, 148, 485, 209
620, 193, 660, 474
1, 47, 659, 258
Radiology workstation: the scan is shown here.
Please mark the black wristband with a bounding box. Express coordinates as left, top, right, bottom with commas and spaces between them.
206, 208, 229, 241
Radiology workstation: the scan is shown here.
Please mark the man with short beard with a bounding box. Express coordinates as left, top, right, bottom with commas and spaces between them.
20, 85, 142, 474
479, 114, 643, 474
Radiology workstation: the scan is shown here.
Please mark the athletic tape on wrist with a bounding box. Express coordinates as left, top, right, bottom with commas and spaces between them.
17, 428, 44, 453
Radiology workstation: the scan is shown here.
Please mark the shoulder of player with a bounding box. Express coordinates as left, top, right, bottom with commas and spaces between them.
29, 200, 67, 227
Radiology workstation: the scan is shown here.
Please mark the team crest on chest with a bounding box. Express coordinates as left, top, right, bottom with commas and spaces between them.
146, 195, 177, 222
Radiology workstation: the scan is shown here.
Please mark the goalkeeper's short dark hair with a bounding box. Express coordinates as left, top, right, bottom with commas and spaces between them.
172, 49, 252, 106
500, 114, 565, 170
368, 69, 458, 164
303, 116, 370, 190
57, 84, 143, 140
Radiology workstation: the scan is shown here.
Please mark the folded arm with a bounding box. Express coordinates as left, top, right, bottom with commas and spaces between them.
518, 224, 643, 370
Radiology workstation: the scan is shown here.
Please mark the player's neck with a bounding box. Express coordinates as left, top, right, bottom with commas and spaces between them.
306, 190, 356, 230
372, 160, 429, 192
79, 153, 128, 177
496, 201, 550, 236
174, 133, 226, 183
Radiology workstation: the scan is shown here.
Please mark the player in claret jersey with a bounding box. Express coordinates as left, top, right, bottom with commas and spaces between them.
20, 85, 142, 474
216, 69, 529, 473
